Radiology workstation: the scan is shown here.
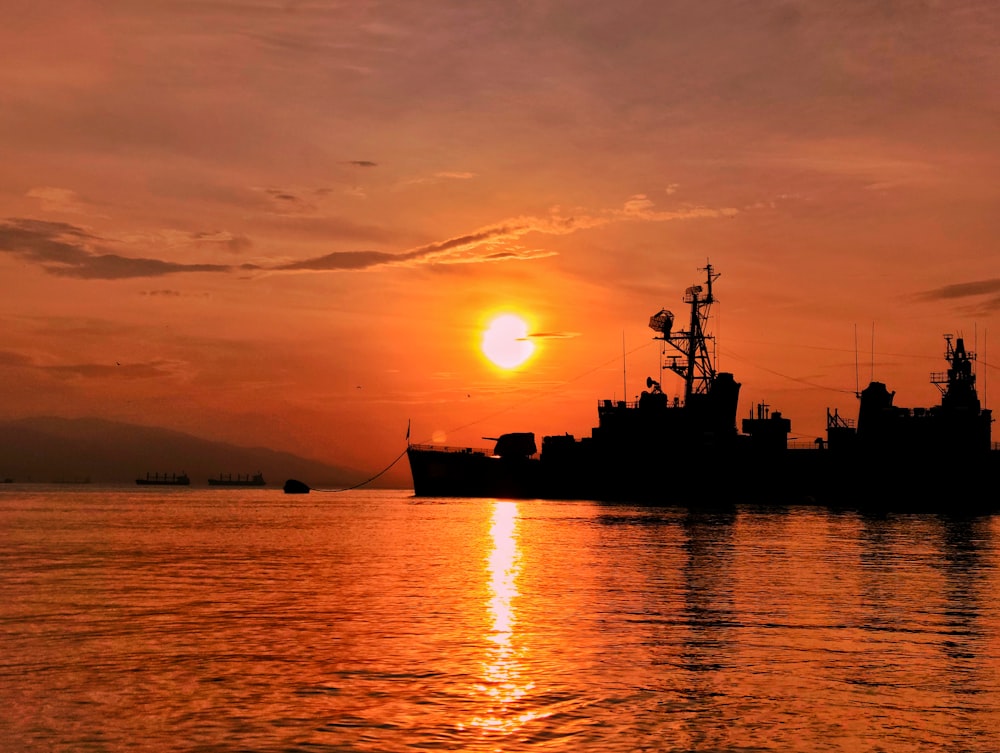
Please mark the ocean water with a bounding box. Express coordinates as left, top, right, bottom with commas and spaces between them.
2, 486, 999, 752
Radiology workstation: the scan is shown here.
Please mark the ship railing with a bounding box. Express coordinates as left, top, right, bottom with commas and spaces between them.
408, 443, 492, 455
598, 399, 638, 410
598, 398, 684, 410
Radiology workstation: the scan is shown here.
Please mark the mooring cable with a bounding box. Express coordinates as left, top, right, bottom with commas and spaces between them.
283, 445, 409, 494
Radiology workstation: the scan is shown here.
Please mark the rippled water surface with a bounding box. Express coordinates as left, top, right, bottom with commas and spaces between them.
2, 486, 999, 752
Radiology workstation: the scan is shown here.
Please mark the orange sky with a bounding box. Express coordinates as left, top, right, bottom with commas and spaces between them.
1, 1, 998, 485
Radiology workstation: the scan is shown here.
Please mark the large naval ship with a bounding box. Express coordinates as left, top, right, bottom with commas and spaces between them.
407, 264, 997, 510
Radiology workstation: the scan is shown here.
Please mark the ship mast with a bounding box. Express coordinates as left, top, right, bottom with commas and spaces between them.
931, 334, 980, 410
648, 263, 720, 402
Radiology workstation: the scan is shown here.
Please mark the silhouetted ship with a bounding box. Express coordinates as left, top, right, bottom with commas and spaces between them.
208, 472, 266, 487
136, 472, 190, 486
408, 264, 998, 510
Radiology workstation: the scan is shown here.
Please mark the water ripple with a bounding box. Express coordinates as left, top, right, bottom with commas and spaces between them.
1, 490, 999, 752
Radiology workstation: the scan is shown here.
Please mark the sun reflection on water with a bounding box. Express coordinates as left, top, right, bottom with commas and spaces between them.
466, 500, 542, 737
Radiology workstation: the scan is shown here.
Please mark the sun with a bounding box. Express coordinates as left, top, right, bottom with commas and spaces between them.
481, 314, 535, 369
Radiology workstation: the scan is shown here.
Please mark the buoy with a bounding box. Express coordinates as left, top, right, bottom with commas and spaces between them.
283, 479, 311, 494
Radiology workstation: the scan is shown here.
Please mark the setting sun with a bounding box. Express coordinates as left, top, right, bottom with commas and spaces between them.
481, 315, 535, 369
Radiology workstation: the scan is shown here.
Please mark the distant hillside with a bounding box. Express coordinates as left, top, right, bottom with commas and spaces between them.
0, 416, 373, 487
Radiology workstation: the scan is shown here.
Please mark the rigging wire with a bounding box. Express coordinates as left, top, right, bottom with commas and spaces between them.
720, 347, 857, 395
297, 445, 410, 493
427, 340, 659, 442
432, 332, 873, 446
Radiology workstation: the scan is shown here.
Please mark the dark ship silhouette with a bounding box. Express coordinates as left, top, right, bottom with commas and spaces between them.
208, 472, 266, 487
136, 472, 190, 486
407, 264, 998, 509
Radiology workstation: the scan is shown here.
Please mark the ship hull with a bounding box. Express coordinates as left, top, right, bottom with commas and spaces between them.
407, 446, 542, 499
408, 445, 1000, 511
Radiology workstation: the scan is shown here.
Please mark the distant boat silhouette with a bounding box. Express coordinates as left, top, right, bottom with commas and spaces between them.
207, 472, 266, 487
408, 263, 999, 510
136, 472, 190, 486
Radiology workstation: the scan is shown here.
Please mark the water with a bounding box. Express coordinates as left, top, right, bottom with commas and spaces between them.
2, 486, 999, 752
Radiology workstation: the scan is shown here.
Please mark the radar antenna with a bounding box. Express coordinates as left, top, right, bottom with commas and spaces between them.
648, 263, 720, 402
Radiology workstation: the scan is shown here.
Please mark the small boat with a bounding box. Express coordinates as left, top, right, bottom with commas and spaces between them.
136, 472, 190, 486
207, 472, 266, 487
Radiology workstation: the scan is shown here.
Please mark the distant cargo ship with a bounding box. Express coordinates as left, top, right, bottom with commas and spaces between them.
136, 472, 190, 486
207, 472, 266, 487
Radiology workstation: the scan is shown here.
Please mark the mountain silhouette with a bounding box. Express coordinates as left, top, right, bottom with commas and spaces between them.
0, 416, 373, 486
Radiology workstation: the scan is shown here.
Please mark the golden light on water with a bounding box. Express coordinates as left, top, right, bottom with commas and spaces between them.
466, 500, 542, 736
487, 503, 519, 640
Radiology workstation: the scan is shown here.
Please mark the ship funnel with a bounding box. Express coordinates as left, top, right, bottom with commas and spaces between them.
649, 309, 673, 337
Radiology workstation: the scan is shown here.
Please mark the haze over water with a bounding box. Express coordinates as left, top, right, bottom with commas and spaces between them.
3, 487, 999, 752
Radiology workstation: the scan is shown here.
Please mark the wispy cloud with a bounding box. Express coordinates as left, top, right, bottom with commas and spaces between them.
0, 350, 34, 368
396, 170, 477, 188
43, 360, 179, 380
276, 249, 406, 271
3, 193, 739, 280
275, 196, 738, 273
264, 188, 303, 204
0, 347, 178, 379
618, 195, 739, 221
527, 331, 580, 339
26, 187, 91, 215
915, 278, 1000, 313
915, 279, 1000, 301
0, 218, 246, 279
191, 231, 252, 254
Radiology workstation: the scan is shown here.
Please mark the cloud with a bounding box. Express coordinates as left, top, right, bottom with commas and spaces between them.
619, 195, 739, 221
26, 187, 89, 214
274, 195, 738, 273
257, 187, 314, 212
0, 350, 34, 368
51, 256, 237, 280
191, 231, 252, 253
527, 331, 580, 339
273, 224, 534, 272
3, 193, 738, 280
43, 360, 176, 380
0, 218, 244, 279
345, 160, 378, 167
265, 189, 301, 203
915, 279, 1000, 301
913, 278, 1000, 315
0, 347, 177, 379
396, 171, 478, 188
276, 250, 404, 271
